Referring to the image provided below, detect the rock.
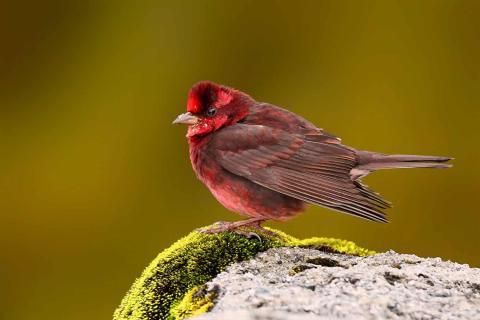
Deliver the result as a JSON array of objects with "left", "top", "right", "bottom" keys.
[
  {"left": 113, "top": 227, "right": 373, "bottom": 320},
  {"left": 114, "top": 226, "right": 479, "bottom": 320},
  {"left": 193, "top": 248, "right": 480, "bottom": 320}
]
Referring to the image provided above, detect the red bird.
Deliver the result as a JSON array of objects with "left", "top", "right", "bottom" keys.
[{"left": 173, "top": 81, "right": 451, "bottom": 234}]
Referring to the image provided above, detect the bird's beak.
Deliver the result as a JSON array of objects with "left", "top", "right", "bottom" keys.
[{"left": 172, "top": 112, "right": 199, "bottom": 125}]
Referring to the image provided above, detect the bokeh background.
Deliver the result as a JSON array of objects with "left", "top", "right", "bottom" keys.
[{"left": 1, "top": 0, "right": 479, "bottom": 319}]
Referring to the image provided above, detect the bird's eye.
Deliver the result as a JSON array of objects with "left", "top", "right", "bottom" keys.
[{"left": 206, "top": 107, "right": 217, "bottom": 117}]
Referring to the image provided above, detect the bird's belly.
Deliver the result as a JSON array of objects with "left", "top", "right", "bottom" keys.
[{"left": 203, "top": 169, "right": 306, "bottom": 221}]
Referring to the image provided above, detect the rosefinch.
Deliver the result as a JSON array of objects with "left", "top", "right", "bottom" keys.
[{"left": 173, "top": 81, "right": 451, "bottom": 234}]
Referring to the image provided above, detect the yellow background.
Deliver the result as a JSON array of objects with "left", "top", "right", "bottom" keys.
[{"left": 1, "top": 1, "right": 479, "bottom": 319}]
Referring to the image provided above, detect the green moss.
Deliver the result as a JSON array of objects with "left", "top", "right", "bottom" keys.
[
  {"left": 296, "top": 236, "right": 375, "bottom": 256},
  {"left": 169, "top": 285, "right": 218, "bottom": 319},
  {"left": 113, "top": 226, "right": 374, "bottom": 320}
]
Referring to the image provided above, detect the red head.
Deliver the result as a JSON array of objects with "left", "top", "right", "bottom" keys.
[{"left": 173, "top": 81, "right": 251, "bottom": 138}]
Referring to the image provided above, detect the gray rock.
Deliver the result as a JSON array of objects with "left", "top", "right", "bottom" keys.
[{"left": 194, "top": 248, "right": 480, "bottom": 320}]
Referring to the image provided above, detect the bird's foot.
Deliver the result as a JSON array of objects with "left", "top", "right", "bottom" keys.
[
  {"left": 196, "top": 218, "right": 277, "bottom": 240},
  {"left": 248, "top": 225, "right": 279, "bottom": 238},
  {"left": 195, "top": 221, "right": 234, "bottom": 234},
  {"left": 196, "top": 222, "right": 261, "bottom": 240}
]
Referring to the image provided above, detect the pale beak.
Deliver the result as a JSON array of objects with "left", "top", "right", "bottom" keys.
[{"left": 172, "top": 112, "right": 199, "bottom": 125}]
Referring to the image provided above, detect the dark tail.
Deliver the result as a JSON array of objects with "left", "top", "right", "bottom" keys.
[{"left": 351, "top": 151, "right": 452, "bottom": 180}]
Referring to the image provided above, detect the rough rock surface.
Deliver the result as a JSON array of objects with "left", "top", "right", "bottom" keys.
[{"left": 194, "top": 248, "right": 480, "bottom": 320}]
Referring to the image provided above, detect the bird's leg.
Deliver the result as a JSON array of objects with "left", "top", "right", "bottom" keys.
[
  {"left": 196, "top": 217, "right": 278, "bottom": 239},
  {"left": 197, "top": 218, "right": 265, "bottom": 233}
]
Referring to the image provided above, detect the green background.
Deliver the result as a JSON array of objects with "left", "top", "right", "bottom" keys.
[{"left": 1, "top": 1, "right": 479, "bottom": 319}]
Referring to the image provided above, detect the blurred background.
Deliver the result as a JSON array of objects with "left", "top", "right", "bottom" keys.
[{"left": 1, "top": 0, "right": 479, "bottom": 319}]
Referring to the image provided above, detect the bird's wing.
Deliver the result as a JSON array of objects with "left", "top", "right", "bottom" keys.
[
  {"left": 210, "top": 124, "right": 389, "bottom": 222},
  {"left": 245, "top": 103, "right": 342, "bottom": 144}
]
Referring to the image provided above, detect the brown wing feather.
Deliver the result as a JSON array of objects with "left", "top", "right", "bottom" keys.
[
  {"left": 246, "top": 103, "right": 342, "bottom": 144},
  {"left": 210, "top": 124, "right": 389, "bottom": 222}
]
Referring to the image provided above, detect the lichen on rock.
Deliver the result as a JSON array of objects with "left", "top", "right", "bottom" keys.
[{"left": 113, "top": 226, "right": 373, "bottom": 320}]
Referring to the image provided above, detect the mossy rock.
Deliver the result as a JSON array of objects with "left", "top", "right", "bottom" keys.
[{"left": 113, "top": 226, "right": 374, "bottom": 320}]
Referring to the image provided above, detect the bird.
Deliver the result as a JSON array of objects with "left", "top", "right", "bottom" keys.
[{"left": 173, "top": 81, "right": 451, "bottom": 234}]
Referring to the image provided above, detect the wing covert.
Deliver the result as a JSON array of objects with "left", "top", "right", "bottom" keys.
[{"left": 210, "top": 124, "right": 389, "bottom": 222}]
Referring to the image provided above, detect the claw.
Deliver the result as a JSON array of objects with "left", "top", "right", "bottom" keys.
[
  {"left": 195, "top": 227, "right": 210, "bottom": 234},
  {"left": 195, "top": 226, "right": 227, "bottom": 234},
  {"left": 195, "top": 218, "right": 278, "bottom": 241},
  {"left": 196, "top": 226, "right": 262, "bottom": 242},
  {"left": 233, "top": 229, "right": 262, "bottom": 242},
  {"left": 253, "top": 227, "right": 280, "bottom": 238}
]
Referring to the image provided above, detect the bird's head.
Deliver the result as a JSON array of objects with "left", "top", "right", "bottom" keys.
[{"left": 173, "top": 81, "right": 251, "bottom": 138}]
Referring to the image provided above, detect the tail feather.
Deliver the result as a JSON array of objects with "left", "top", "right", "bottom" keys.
[{"left": 351, "top": 151, "right": 452, "bottom": 180}]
